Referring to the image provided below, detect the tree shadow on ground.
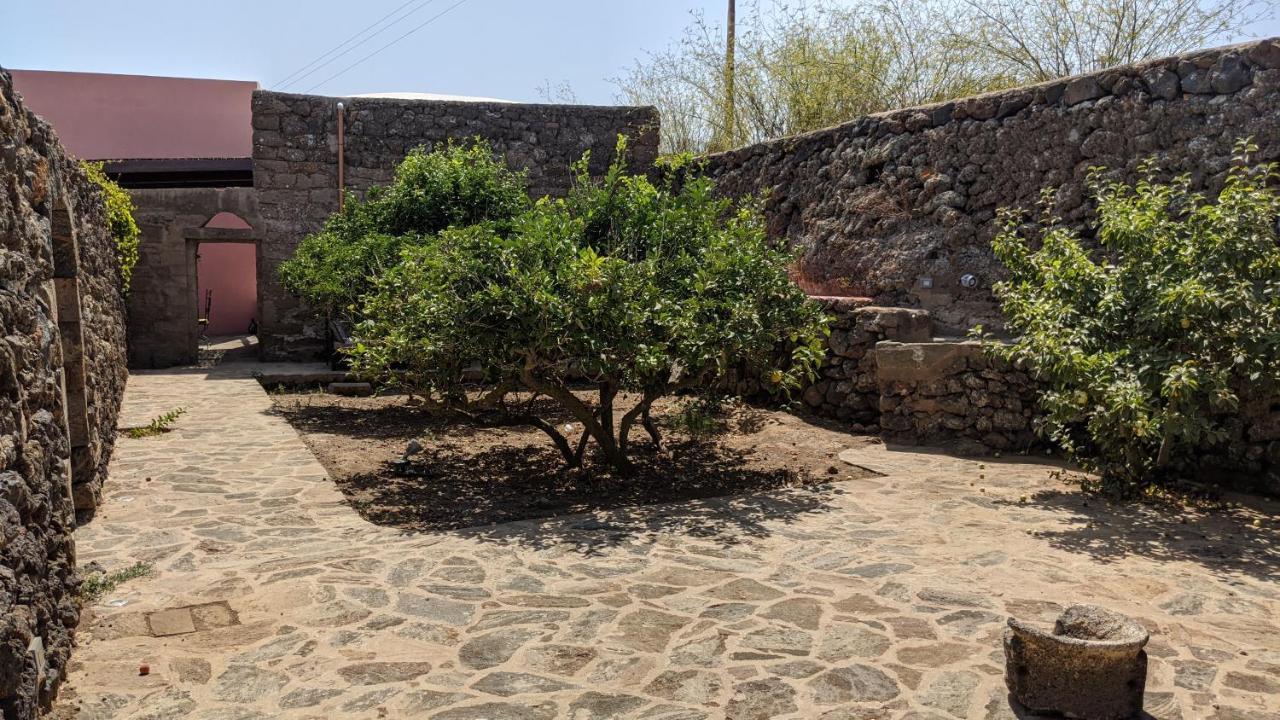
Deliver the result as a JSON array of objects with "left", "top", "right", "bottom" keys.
[
  {"left": 1010, "top": 484, "right": 1280, "bottom": 583},
  {"left": 269, "top": 393, "right": 576, "bottom": 442},
  {"left": 335, "top": 439, "right": 846, "bottom": 554}
]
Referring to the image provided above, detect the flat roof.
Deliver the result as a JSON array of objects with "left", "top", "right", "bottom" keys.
[{"left": 9, "top": 69, "right": 258, "bottom": 161}]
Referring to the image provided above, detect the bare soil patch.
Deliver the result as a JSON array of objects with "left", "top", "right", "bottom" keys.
[{"left": 271, "top": 390, "right": 880, "bottom": 531}]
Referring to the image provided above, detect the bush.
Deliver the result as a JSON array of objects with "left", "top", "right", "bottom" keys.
[
  {"left": 82, "top": 161, "right": 140, "bottom": 292},
  {"left": 350, "top": 140, "right": 829, "bottom": 471},
  {"left": 987, "top": 142, "right": 1280, "bottom": 495},
  {"left": 279, "top": 140, "right": 528, "bottom": 317}
]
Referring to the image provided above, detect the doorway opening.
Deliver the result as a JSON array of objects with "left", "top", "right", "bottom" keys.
[{"left": 195, "top": 240, "right": 259, "bottom": 363}]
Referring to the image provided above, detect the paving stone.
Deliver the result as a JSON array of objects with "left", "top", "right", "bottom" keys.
[
  {"left": 278, "top": 687, "right": 344, "bottom": 709},
  {"left": 473, "top": 610, "right": 571, "bottom": 631},
  {"left": 499, "top": 593, "right": 592, "bottom": 608},
  {"left": 916, "top": 588, "right": 994, "bottom": 609},
  {"left": 1223, "top": 671, "right": 1280, "bottom": 694},
  {"left": 770, "top": 659, "right": 825, "bottom": 678},
  {"left": 705, "top": 578, "right": 786, "bottom": 601},
  {"left": 471, "top": 671, "right": 573, "bottom": 697},
  {"left": 431, "top": 701, "right": 559, "bottom": 720},
  {"left": 1174, "top": 659, "right": 1218, "bottom": 691},
  {"left": 740, "top": 625, "right": 813, "bottom": 656},
  {"left": 212, "top": 665, "right": 289, "bottom": 703},
  {"left": 396, "top": 690, "right": 474, "bottom": 715},
  {"left": 816, "top": 622, "right": 891, "bottom": 661},
  {"left": 565, "top": 692, "right": 648, "bottom": 720},
  {"left": 395, "top": 593, "right": 475, "bottom": 625},
  {"left": 809, "top": 664, "right": 901, "bottom": 704},
  {"left": 919, "top": 670, "right": 979, "bottom": 717},
  {"left": 670, "top": 632, "right": 728, "bottom": 667},
  {"left": 699, "top": 603, "right": 757, "bottom": 622},
  {"left": 170, "top": 658, "right": 212, "bottom": 685},
  {"left": 340, "top": 687, "right": 402, "bottom": 712},
  {"left": 832, "top": 593, "right": 898, "bottom": 615},
  {"left": 895, "top": 642, "right": 976, "bottom": 668},
  {"left": 148, "top": 608, "right": 198, "bottom": 636},
  {"left": 612, "top": 609, "right": 689, "bottom": 652},
  {"left": 846, "top": 562, "right": 913, "bottom": 578},
  {"left": 337, "top": 662, "right": 433, "bottom": 685},
  {"left": 935, "top": 610, "right": 1001, "bottom": 637},
  {"left": 761, "top": 597, "right": 824, "bottom": 629},
  {"left": 460, "top": 629, "right": 544, "bottom": 670},
  {"left": 725, "top": 678, "right": 798, "bottom": 720},
  {"left": 637, "top": 705, "right": 710, "bottom": 720},
  {"left": 522, "top": 644, "right": 597, "bottom": 676},
  {"left": 645, "top": 669, "right": 724, "bottom": 705}
]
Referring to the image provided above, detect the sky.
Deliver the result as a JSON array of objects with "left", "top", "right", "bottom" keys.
[{"left": 4, "top": 1, "right": 1279, "bottom": 105}]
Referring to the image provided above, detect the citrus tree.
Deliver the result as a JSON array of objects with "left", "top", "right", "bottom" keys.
[
  {"left": 279, "top": 140, "right": 528, "bottom": 318},
  {"left": 988, "top": 142, "right": 1280, "bottom": 494},
  {"left": 350, "top": 142, "right": 829, "bottom": 472}
]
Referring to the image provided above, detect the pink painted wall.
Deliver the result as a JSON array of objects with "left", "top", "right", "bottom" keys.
[
  {"left": 8, "top": 70, "right": 256, "bottom": 160},
  {"left": 197, "top": 243, "right": 257, "bottom": 336}
]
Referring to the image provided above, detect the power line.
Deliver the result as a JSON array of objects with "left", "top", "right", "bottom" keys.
[
  {"left": 303, "top": 0, "right": 476, "bottom": 94},
  {"left": 271, "top": 0, "right": 439, "bottom": 90}
]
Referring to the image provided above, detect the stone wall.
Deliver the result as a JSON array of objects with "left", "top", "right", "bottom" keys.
[
  {"left": 252, "top": 91, "right": 661, "bottom": 360},
  {"left": 702, "top": 38, "right": 1280, "bottom": 334},
  {"left": 876, "top": 341, "right": 1039, "bottom": 455},
  {"left": 126, "top": 188, "right": 259, "bottom": 368},
  {"left": 797, "top": 303, "right": 932, "bottom": 430},
  {"left": 1, "top": 69, "right": 128, "bottom": 718}
]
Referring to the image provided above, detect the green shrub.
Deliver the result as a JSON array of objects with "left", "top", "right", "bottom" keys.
[
  {"left": 351, "top": 139, "right": 829, "bottom": 471},
  {"left": 82, "top": 161, "right": 140, "bottom": 292},
  {"left": 987, "top": 141, "right": 1280, "bottom": 495},
  {"left": 279, "top": 140, "right": 528, "bottom": 317}
]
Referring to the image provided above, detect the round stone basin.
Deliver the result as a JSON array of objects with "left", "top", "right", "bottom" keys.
[{"left": 1004, "top": 604, "right": 1149, "bottom": 719}]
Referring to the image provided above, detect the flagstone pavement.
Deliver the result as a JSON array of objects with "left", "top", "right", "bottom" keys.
[{"left": 52, "top": 363, "right": 1280, "bottom": 719}]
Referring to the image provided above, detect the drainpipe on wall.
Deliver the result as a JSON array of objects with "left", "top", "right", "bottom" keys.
[{"left": 336, "top": 102, "right": 345, "bottom": 212}]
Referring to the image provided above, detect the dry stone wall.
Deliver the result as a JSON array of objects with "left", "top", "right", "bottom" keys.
[
  {"left": 797, "top": 302, "right": 932, "bottom": 430},
  {"left": 1, "top": 69, "right": 128, "bottom": 718},
  {"left": 252, "top": 92, "right": 660, "bottom": 360},
  {"left": 876, "top": 341, "right": 1039, "bottom": 455},
  {"left": 703, "top": 38, "right": 1280, "bottom": 335}
]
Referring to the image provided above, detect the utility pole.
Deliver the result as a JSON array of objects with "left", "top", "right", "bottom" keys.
[{"left": 723, "top": 0, "right": 736, "bottom": 150}]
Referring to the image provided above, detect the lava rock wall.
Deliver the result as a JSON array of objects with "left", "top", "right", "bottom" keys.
[
  {"left": 703, "top": 38, "right": 1280, "bottom": 335},
  {"left": 876, "top": 341, "right": 1039, "bottom": 455},
  {"left": 251, "top": 92, "right": 660, "bottom": 360},
  {"left": 1, "top": 69, "right": 128, "bottom": 717}
]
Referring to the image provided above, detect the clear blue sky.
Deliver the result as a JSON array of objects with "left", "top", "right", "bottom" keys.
[{"left": 4, "top": 1, "right": 1278, "bottom": 104}]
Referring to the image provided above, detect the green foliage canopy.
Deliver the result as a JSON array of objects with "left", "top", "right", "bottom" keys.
[
  {"left": 349, "top": 142, "right": 829, "bottom": 471},
  {"left": 988, "top": 143, "right": 1280, "bottom": 494},
  {"left": 278, "top": 141, "right": 528, "bottom": 317}
]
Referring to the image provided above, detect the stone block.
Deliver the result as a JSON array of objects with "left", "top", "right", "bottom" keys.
[
  {"left": 328, "top": 382, "right": 374, "bottom": 397},
  {"left": 148, "top": 608, "right": 197, "bottom": 637},
  {"left": 1005, "top": 605, "right": 1149, "bottom": 720}
]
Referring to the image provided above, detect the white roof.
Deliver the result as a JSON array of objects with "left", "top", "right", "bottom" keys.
[{"left": 351, "top": 91, "right": 514, "bottom": 103}]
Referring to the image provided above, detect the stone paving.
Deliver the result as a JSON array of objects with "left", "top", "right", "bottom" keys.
[{"left": 54, "top": 364, "right": 1280, "bottom": 719}]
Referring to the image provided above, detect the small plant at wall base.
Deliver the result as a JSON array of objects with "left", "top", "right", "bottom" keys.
[
  {"left": 78, "top": 561, "right": 153, "bottom": 603},
  {"left": 124, "top": 407, "right": 186, "bottom": 439},
  {"left": 278, "top": 140, "right": 529, "bottom": 319},
  {"left": 985, "top": 141, "right": 1280, "bottom": 496},
  {"left": 349, "top": 138, "right": 829, "bottom": 472},
  {"left": 82, "top": 161, "right": 140, "bottom": 292}
]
